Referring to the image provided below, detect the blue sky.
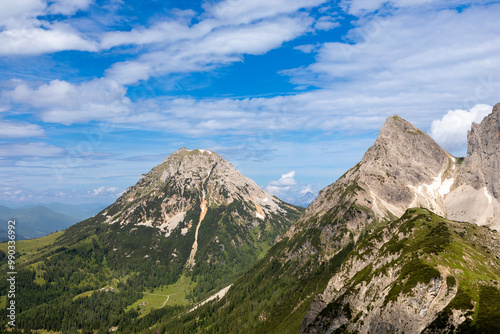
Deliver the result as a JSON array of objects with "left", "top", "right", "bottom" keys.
[{"left": 1, "top": 0, "right": 500, "bottom": 206}]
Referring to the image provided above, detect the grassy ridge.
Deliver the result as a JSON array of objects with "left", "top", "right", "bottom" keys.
[{"left": 303, "top": 208, "right": 500, "bottom": 332}]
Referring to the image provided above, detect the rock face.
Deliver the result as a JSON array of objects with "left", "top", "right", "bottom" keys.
[
  {"left": 295, "top": 105, "right": 500, "bottom": 251},
  {"left": 460, "top": 103, "right": 500, "bottom": 197},
  {"left": 359, "top": 115, "right": 454, "bottom": 217},
  {"left": 300, "top": 208, "right": 500, "bottom": 334},
  {"left": 151, "top": 105, "right": 500, "bottom": 333},
  {"left": 446, "top": 103, "right": 500, "bottom": 228},
  {"left": 103, "top": 147, "right": 289, "bottom": 235},
  {"left": 287, "top": 114, "right": 456, "bottom": 262}
]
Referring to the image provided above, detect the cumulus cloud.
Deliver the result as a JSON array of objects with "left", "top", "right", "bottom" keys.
[
  {"left": 47, "top": 0, "right": 94, "bottom": 16},
  {"left": 266, "top": 171, "right": 298, "bottom": 197},
  {"left": 285, "top": 4, "right": 500, "bottom": 126},
  {"left": 205, "top": 0, "right": 326, "bottom": 25},
  {"left": 279, "top": 171, "right": 297, "bottom": 185},
  {"left": 0, "top": 25, "right": 98, "bottom": 55},
  {"left": 341, "top": 0, "right": 451, "bottom": 16},
  {"left": 313, "top": 16, "right": 340, "bottom": 31},
  {"left": 98, "top": 0, "right": 329, "bottom": 85},
  {"left": 0, "top": 186, "right": 33, "bottom": 203},
  {"left": 0, "top": 0, "right": 98, "bottom": 55},
  {"left": 0, "top": 0, "right": 45, "bottom": 28},
  {"left": 266, "top": 171, "right": 318, "bottom": 204},
  {"left": 8, "top": 78, "right": 131, "bottom": 124},
  {"left": 3, "top": 0, "right": 500, "bottom": 140},
  {"left": 430, "top": 104, "right": 492, "bottom": 153}
]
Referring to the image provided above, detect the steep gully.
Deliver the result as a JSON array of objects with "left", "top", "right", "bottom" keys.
[{"left": 186, "top": 191, "right": 207, "bottom": 269}]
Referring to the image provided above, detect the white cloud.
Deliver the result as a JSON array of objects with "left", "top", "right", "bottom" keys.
[
  {"left": 269, "top": 171, "right": 297, "bottom": 187},
  {"left": 0, "top": 186, "right": 33, "bottom": 203},
  {"left": 430, "top": 104, "right": 492, "bottom": 152},
  {"left": 206, "top": 0, "right": 326, "bottom": 25},
  {"left": 0, "top": 120, "right": 45, "bottom": 138},
  {"left": 8, "top": 78, "right": 131, "bottom": 124},
  {"left": 0, "top": 0, "right": 327, "bottom": 58},
  {"left": 99, "top": 19, "right": 199, "bottom": 50},
  {"left": 1, "top": 0, "right": 329, "bottom": 127},
  {"left": 266, "top": 171, "right": 298, "bottom": 196},
  {"left": 0, "top": 0, "right": 98, "bottom": 55},
  {"left": 4, "top": 0, "right": 500, "bottom": 141},
  {"left": 91, "top": 186, "right": 120, "bottom": 196},
  {"left": 266, "top": 170, "right": 319, "bottom": 204},
  {"left": 98, "top": 0, "right": 326, "bottom": 85},
  {"left": 285, "top": 4, "right": 500, "bottom": 127},
  {"left": 0, "top": 0, "right": 45, "bottom": 28},
  {"left": 106, "top": 15, "right": 314, "bottom": 85},
  {"left": 314, "top": 16, "right": 340, "bottom": 31},
  {"left": 47, "top": 0, "right": 94, "bottom": 16},
  {"left": 0, "top": 142, "right": 64, "bottom": 157},
  {"left": 341, "top": 0, "right": 450, "bottom": 16},
  {"left": 0, "top": 25, "right": 98, "bottom": 55},
  {"left": 103, "top": 91, "right": 389, "bottom": 136}
]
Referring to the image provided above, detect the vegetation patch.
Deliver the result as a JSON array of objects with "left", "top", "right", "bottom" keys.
[{"left": 385, "top": 258, "right": 441, "bottom": 305}]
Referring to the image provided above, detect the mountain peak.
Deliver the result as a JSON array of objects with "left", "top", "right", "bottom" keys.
[
  {"left": 493, "top": 102, "right": 500, "bottom": 114},
  {"left": 377, "top": 114, "right": 424, "bottom": 139},
  {"left": 461, "top": 103, "right": 500, "bottom": 198},
  {"left": 172, "top": 147, "right": 214, "bottom": 155},
  {"left": 362, "top": 115, "right": 449, "bottom": 171},
  {"left": 103, "top": 147, "right": 290, "bottom": 232}
]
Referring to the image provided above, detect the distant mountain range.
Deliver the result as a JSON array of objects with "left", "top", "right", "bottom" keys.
[
  {"left": 0, "top": 203, "right": 107, "bottom": 241},
  {"left": 42, "top": 202, "right": 108, "bottom": 221},
  {"left": 291, "top": 191, "right": 318, "bottom": 208}
]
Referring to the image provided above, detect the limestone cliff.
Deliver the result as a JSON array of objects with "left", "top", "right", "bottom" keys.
[{"left": 446, "top": 103, "right": 500, "bottom": 227}]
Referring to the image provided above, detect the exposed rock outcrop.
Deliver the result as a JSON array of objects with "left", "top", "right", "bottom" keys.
[
  {"left": 103, "top": 147, "right": 292, "bottom": 233},
  {"left": 300, "top": 209, "right": 500, "bottom": 334},
  {"left": 446, "top": 103, "right": 500, "bottom": 228},
  {"left": 75, "top": 147, "right": 301, "bottom": 275},
  {"left": 460, "top": 103, "right": 500, "bottom": 197}
]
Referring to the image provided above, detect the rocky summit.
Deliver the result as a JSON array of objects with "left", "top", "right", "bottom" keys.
[
  {"left": 295, "top": 105, "right": 500, "bottom": 334},
  {"left": 74, "top": 147, "right": 301, "bottom": 277},
  {"left": 447, "top": 103, "right": 500, "bottom": 227},
  {"left": 102, "top": 147, "right": 293, "bottom": 239}
]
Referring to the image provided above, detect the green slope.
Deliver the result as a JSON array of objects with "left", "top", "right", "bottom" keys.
[
  {"left": 302, "top": 208, "right": 500, "bottom": 333},
  {"left": 143, "top": 208, "right": 500, "bottom": 334},
  {"left": 0, "top": 197, "right": 301, "bottom": 333}
]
